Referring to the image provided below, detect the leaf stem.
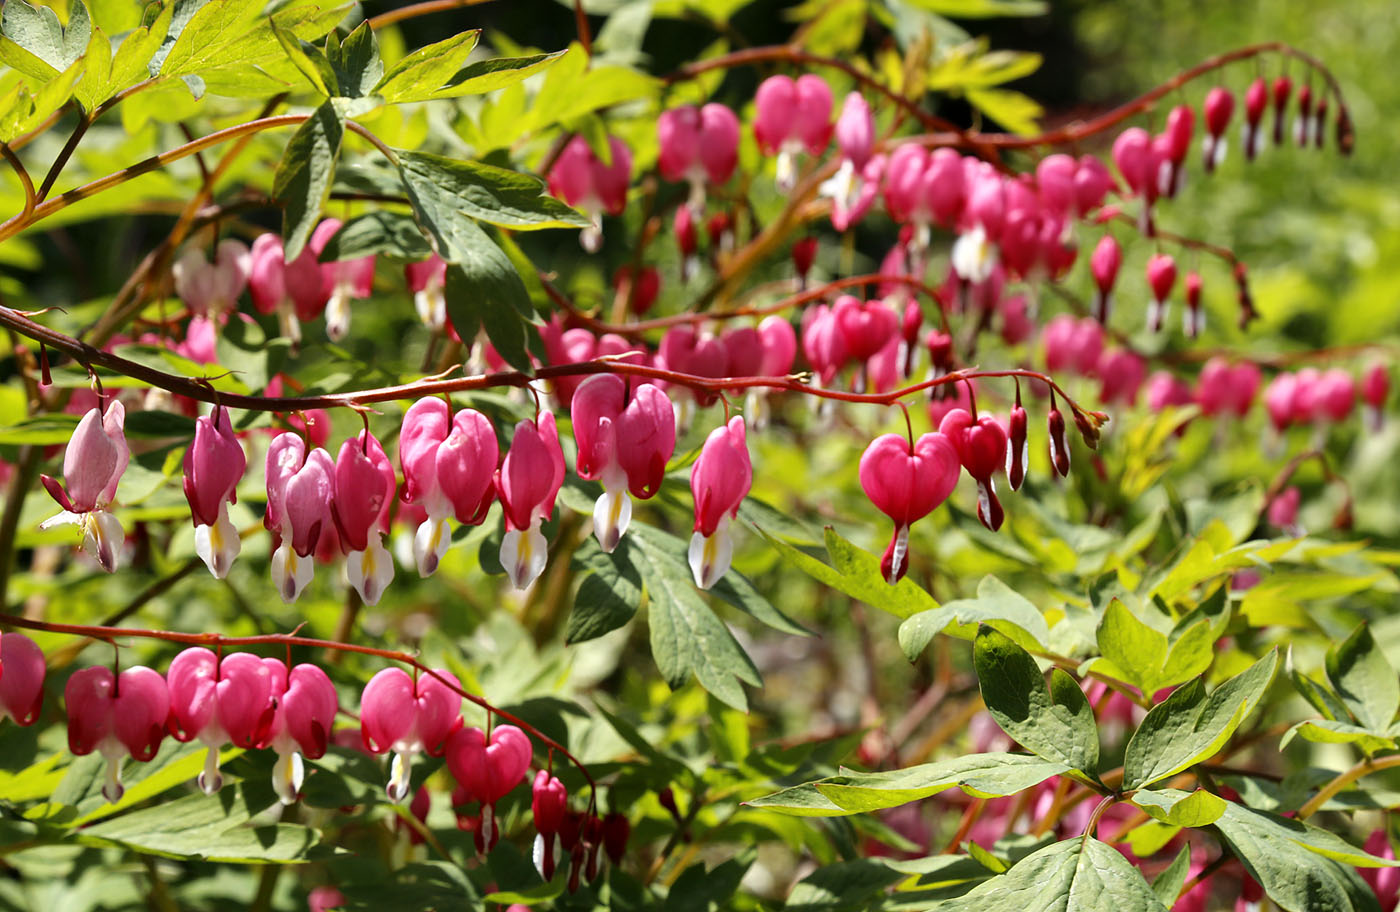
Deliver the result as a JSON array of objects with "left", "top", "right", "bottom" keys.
[{"left": 1297, "top": 753, "right": 1400, "bottom": 819}]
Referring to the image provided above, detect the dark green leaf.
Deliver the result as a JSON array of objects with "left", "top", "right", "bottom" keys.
[
  {"left": 325, "top": 20, "right": 382, "bottom": 98},
  {"left": 272, "top": 18, "right": 337, "bottom": 96},
  {"left": 273, "top": 100, "right": 345, "bottom": 261},
  {"left": 397, "top": 151, "right": 589, "bottom": 232},
  {"left": 1151, "top": 844, "right": 1192, "bottom": 909},
  {"left": 567, "top": 537, "right": 643, "bottom": 643},
  {"left": 318, "top": 210, "right": 432, "bottom": 262},
  {"left": 632, "top": 521, "right": 760, "bottom": 711},
  {"left": 1122, "top": 650, "right": 1278, "bottom": 790},
  {"left": 974, "top": 626, "right": 1100, "bottom": 776},
  {"left": 1209, "top": 793, "right": 1396, "bottom": 912}
]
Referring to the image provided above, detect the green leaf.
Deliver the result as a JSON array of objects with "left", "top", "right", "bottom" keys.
[
  {"left": 318, "top": 210, "right": 432, "bottom": 262},
  {"left": 156, "top": 0, "right": 259, "bottom": 77},
  {"left": 745, "top": 752, "right": 1068, "bottom": 817},
  {"left": 444, "top": 252, "right": 532, "bottom": 371},
  {"left": 899, "top": 574, "right": 1050, "bottom": 659},
  {"left": 784, "top": 858, "right": 905, "bottom": 909},
  {"left": 902, "top": 0, "right": 1047, "bottom": 16},
  {"left": 397, "top": 151, "right": 588, "bottom": 232},
  {"left": 434, "top": 51, "right": 566, "bottom": 97},
  {"left": 626, "top": 523, "right": 809, "bottom": 638},
  {"left": 1121, "top": 650, "right": 1278, "bottom": 790},
  {"left": 325, "top": 20, "right": 382, "bottom": 98},
  {"left": 632, "top": 522, "right": 760, "bottom": 711},
  {"left": 373, "top": 29, "right": 480, "bottom": 104},
  {"left": 73, "top": 22, "right": 112, "bottom": 110},
  {"left": 1282, "top": 719, "right": 1397, "bottom": 755},
  {"left": 973, "top": 626, "right": 1100, "bottom": 776},
  {"left": 756, "top": 524, "right": 939, "bottom": 620},
  {"left": 567, "top": 536, "right": 643, "bottom": 643},
  {"left": 79, "top": 786, "right": 323, "bottom": 863},
  {"left": 1151, "top": 844, "right": 1192, "bottom": 909},
  {"left": 272, "top": 18, "right": 336, "bottom": 96},
  {"left": 932, "top": 837, "right": 1168, "bottom": 912},
  {"left": 966, "top": 87, "right": 1042, "bottom": 135},
  {"left": 1129, "top": 788, "right": 1227, "bottom": 828},
  {"left": 1208, "top": 793, "right": 1398, "bottom": 912},
  {"left": 0, "top": 413, "right": 80, "bottom": 444},
  {"left": 273, "top": 99, "right": 345, "bottom": 261},
  {"left": 1326, "top": 622, "right": 1399, "bottom": 733},
  {"left": 1091, "top": 599, "right": 1214, "bottom": 697},
  {"left": 2, "top": 0, "right": 88, "bottom": 71},
  {"left": 106, "top": 3, "right": 172, "bottom": 95}
]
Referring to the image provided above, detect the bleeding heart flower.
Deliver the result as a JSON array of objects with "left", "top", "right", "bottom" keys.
[
  {"left": 1363, "top": 362, "right": 1390, "bottom": 431},
  {"left": 446, "top": 724, "right": 533, "bottom": 853},
  {"left": 65, "top": 665, "right": 170, "bottom": 802},
  {"left": 496, "top": 413, "right": 566, "bottom": 590},
  {"left": 361, "top": 667, "right": 463, "bottom": 802},
  {"left": 1203, "top": 87, "right": 1235, "bottom": 172},
  {"left": 1089, "top": 235, "right": 1122, "bottom": 324},
  {"left": 260, "top": 660, "right": 337, "bottom": 805},
  {"left": 572, "top": 375, "right": 676, "bottom": 552},
  {"left": 332, "top": 431, "right": 397, "bottom": 605},
  {"left": 0, "top": 632, "right": 45, "bottom": 726},
  {"left": 406, "top": 253, "right": 448, "bottom": 330},
  {"left": 399, "top": 399, "right": 500, "bottom": 578},
  {"left": 265, "top": 433, "right": 334, "bottom": 603},
  {"left": 183, "top": 407, "right": 246, "bottom": 579},
  {"left": 247, "top": 233, "right": 327, "bottom": 345},
  {"left": 531, "top": 770, "right": 568, "bottom": 879},
  {"left": 1243, "top": 76, "right": 1268, "bottom": 162},
  {"left": 689, "top": 416, "right": 752, "bottom": 589},
  {"left": 173, "top": 239, "right": 250, "bottom": 319},
  {"left": 940, "top": 406, "right": 1010, "bottom": 531},
  {"left": 754, "top": 74, "right": 833, "bottom": 191},
  {"left": 40, "top": 400, "right": 129, "bottom": 573},
  {"left": 166, "top": 648, "right": 275, "bottom": 793},
  {"left": 547, "top": 135, "right": 632, "bottom": 252},
  {"left": 859, "top": 430, "right": 960, "bottom": 583},
  {"left": 1145, "top": 253, "right": 1178, "bottom": 333},
  {"left": 658, "top": 102, "right": 740, "bottom": 211}
]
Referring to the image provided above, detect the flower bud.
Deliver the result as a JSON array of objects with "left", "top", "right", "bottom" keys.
[
  {"left": 1243, "top": 77, "right": 1268, "bottom": 161},
  {"left": 1047, "top": 406, "right": 1071, "bottom": 477},
  {"left": 792, "top": 237, "right": 817, "bottom": 286},
  {"left": 1271, "top": 75, "right": 1292, "bottom": 146},
  {"left": 183, "top": 408, "right": 246, "bottom": 579},
  {"left": 1202, "top": 87, "right": 1234, "bottom": 172},
  {"left": 1006, "top": 398, "right": 1028, "bottom": 492},
  {"left": 1089, "top": 235, "right": 1122, "bottom": 324},
  {"left": 1146, "top": 253, "right": 1177, "bottom": 333}
]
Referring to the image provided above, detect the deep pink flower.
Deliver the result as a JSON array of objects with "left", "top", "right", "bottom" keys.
[
  {"left": 1243, "top": 76, "right": 1268, "bottom": 161},
  {"left": 1203, "top": 87, "right": 1235, "bottom": 171},
  {"left": 406, "top": 253, "right": 449, "bottom": 329},
  {"left": 658, "top": 103, "right": 740, "bottom": 210},
  {"left": 65, "top": 665, "right": 169, "bottom": 802},
  {"left": 260, "top": 659, "right": 337, "bottom": 804},
  {"left": 1097, "top": 348, "right": 1147, "bottom": 406},
  {"left": 183, "top": 408, "right": 246, "bottom": 579},
  {"left": 167, "top": 648, "right": 274, "bottom": 793},
  {"left": 1268, "top": 486, "right": 1302, "bottom": 532},
  {"left": 754, "top": 74, "right": 833, "bottom": 190},
  {"left": 314, "top": 219, "right": 375, "bottom": 341},
  {"left": 532, "top": 769, "right": 568, "bottom": 879},
  {"left": 1364, "top": 362, "right": 1390, "bottom": 430},
  {"left": 1146, "top": 370, "right": 1194, "bottom": 412},
  {"left": 0, "top": 632, "right": 45, "bottom": 726},
  {"left": 399, "top": 399, "right": 499, "bottom": 577},
  {"left": 547, "top": 135, "right": 633, "bottom": 251},
  {"left": 40, "top": 401, "right": 129, "bottom": 572},
  {"left": 801, "top": 304, "right": 849, "bottom": 385},
  {"left": 572, "top": 376, "right": 676, "bottom": 550},
  {"left": 446, "top": 725, "right": 533, "bottom": 852},
  {"left": 1090, "top": 235, "right": 1122, "bottom": 323},
  {"left": 247, "top": 233, "right": 327, "bottom": 344},
  {"left": 859, "top": 431, "right": 960, "bottom": 583},
  {"left": 496, "top": 413, "right": 566, "bottom": 589},
  {"left": 332, "top": 431, "right": 398, "bottom": 605},
  {"left": 1073, "top": 155, "right": 1115, "bottom": 216},
  {"left": 833, "top": 295, "right": 899, "bottom": 363},
  {"left": 1361, "top": 829, "right": 1399, "bottom": 912},
  {"left": 308, "top": 886, "right": 347, "bottom": 912},
  {"left": 689, "top": 416, "right": 752, "bottom": 588},
  {"left": 1146, "top": 253, "right": 1178, "bottom": 333},
  {"left": 940, "top": 407, "right": 1010, "bottom": 531},
  {"left": 361, "top": 667, "right": 463, "bottom": 801}
]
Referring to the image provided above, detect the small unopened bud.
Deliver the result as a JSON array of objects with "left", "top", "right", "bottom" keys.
[
  {"left": 1184, "top": 271, "right": 1204, "bottom": 338},
  {"left": 792, "top": 237, "right": 817, "bottom": 288},
  {"left": 1271, "top": 75, "right": 1292, "bottom": 146},
  {"left": 925, "top": 330, "right": 954, "bottom": 375},
  {"left": 658, "top": 786, "right": 680, "bottom": 819},
  {"left": 1336, "top": 105, "right": 1355, "bottom": 156},
  {"left": 1047, "top": 407, "right": 1071, "bottom": 477},
  {"left": 1006, "top": 399, "right": 1028, "bottom": 492},
  {"left": 1234, "top": 263, "right": 1257, "bottom": 328},
  {"left": 1294, "top": 84, "right": 1314, "bottom": 147},
  {"left": 1314, "top": 94, "right": 1329, "bottom": 149}
]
